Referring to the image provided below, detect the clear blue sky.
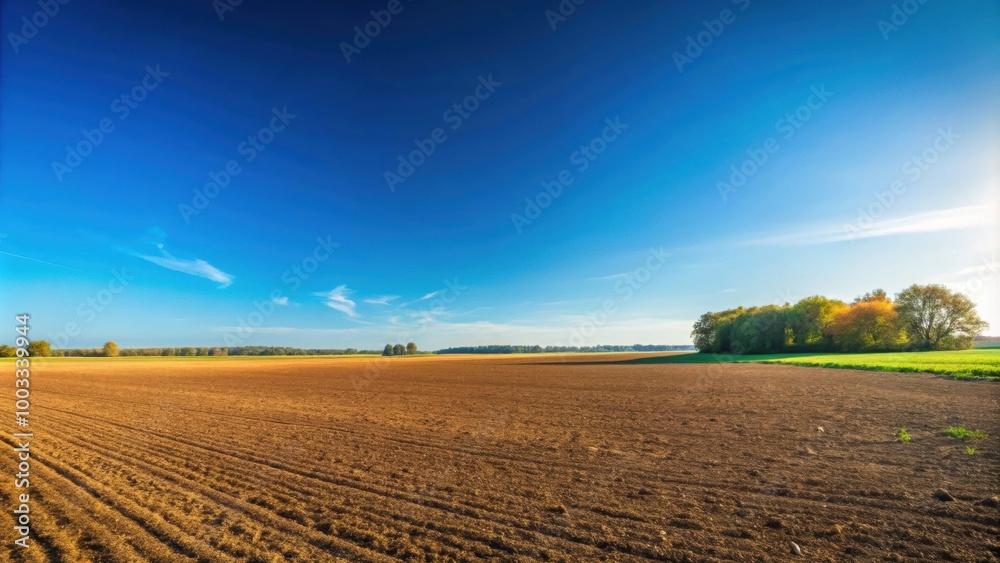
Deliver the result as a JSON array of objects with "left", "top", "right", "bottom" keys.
[{"left": 1, "top": 0, "right": 997, "bottom": 349}]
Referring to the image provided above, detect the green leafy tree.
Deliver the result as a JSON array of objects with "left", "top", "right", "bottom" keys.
[
  {"left": 382, "top": 344, "right": 394, "bottom": 356},
  {"left": 691, "top": 308, "right": 744, "bottom": 353},
  {"left": 103, "top": 341, "right": 120, "bottom": 357},
  {"left": 392, "top": 343, "right": 405, "bottom": 356},
  {"left": 895, "top": 284, "right": 988, "bottom": 350},
  {"left": 787, "top": 296, "right": 846, "bottom": 345},
  {"left": 853, "top": 288, "right": 888, "bottom": 304},
  {"left": 406, "top": 342, "right": 418, "bottom": 355},
  {"left": 0, "top": 345, "right": 14, "bottom": 358},
  {"left": 730, "top": 305, "right": 788, "bottom": 354},
  {"left": 27, "top": 340, "right": 53, "bottom": 357}
]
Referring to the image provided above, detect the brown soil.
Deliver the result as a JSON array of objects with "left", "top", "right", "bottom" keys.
[{"left": 2, "top": 354, "right": 998, "bottom": 561}]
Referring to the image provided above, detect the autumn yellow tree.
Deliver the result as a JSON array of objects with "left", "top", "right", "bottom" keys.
[
  {"left": 831, "top": 299, "right": 906, "bottom": 352},
  {"left": 103, "top": 341, "right": 120, "bottom": 357}
]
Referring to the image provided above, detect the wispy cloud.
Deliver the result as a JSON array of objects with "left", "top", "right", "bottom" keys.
[
  {"left": 272, "top": 296, "right": 289, "bottom": 306},
  {"left": 932, "top": 253, "right": 999, "bottom": 284},
  {"left": 315, "top": 285, "right": 357, "bottom": 317},
  {"left": 741, "top": 205, "right": 992, "bottom": 247},
  {"left": 398, "top": 290, "right": 445, "bottom": 307},
  {"left": 588, "top": 273, "right": 629, "bottom": 281},
  {"left": 363, "top": 295, "right": 399, "bottom": 305},
  {"left": 138, "top": 246, "right": 234, "bottom": 287},
  {"left": 212, "top": 326, "right": 359, "bottom": 334}
]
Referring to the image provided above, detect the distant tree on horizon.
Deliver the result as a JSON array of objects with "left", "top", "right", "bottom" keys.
[
  {"left": 27, "top": 340, "right": 53, "bottom": 357},
  {"left": 392, "top": 344, "right": 405, "bottom": 356},
  {"left": 383, "top": 344, "right": 394, "bottom": 356},
  {"left": 406, "top": 342, "right": 418, "bottom": 355},
  {"left": 103, "top": 341, "right": 120, "bottom": 357}
]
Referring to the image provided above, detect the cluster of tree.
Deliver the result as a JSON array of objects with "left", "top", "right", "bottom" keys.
[
  {"left": 437, "top": 344, "right": 694, "bottom": 354},
  {"left": 0, "top": 343, "right": 381, "bottom": 358},
  {"left": 0, "top": 341, "right": 53, "bottom": 357},
  {"left": 383, "top": 343, "right": 418, "bottom": 356},
  {"left": 692, "top": 284, "right": 988, "bottom": 354}
]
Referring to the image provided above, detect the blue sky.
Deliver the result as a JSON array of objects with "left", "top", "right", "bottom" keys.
[{"left": 1, "top": 0, "right": 997, "bottom": 349}]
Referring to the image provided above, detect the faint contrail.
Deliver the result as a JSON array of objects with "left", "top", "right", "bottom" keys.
[{"left": 0, "top": 250, "right": 88, "bottom": 273}]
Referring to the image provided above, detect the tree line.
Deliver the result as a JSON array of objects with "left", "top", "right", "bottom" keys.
[
  {"left": 383, "top": 343, "right": 419, "bottom": 356},
  {"left": 0, "top": 343, "right": 382, "bottom": 358},
  {"left": 437, "top": 344, "right": 694, "bottom": 354},
  {"left": 692, "top": 284, "right": 988, "bottom": 355}
]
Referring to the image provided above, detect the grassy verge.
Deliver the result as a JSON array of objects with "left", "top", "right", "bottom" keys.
[{"left": 630, "top": 349, "right": 1000, "bottom": 381}]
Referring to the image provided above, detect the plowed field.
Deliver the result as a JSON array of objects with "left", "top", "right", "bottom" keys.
[{"left": 2, "top": 354, "right": 998, "bottom": 561}]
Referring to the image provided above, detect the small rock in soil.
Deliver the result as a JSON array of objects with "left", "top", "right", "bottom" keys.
[
  {"left": 933, "top": 489, "right": 955, "bottom": 502},
  {"left": 790, "top": 542, "right": 803, "bottom": 555}
]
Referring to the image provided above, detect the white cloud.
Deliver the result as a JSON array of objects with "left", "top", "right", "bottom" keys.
[
  {"left": 741, "top": 205, "right": 992, "bottom": 247},
  {"left": 398, "top": 290, "right": 445, "bottom": 307},
  {"left": 314, "top": 285, "right": 357, "bottom": 317},
  {"left": 363, "top": 295, "right": 399, "bottom": 305},
  {"left": 272, "top": 296, "right": 289, "bottom": 306},
  {"left": 139, "top": 251, "right": 234, "bottom": 287}
]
